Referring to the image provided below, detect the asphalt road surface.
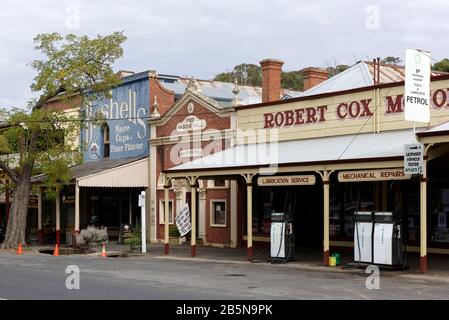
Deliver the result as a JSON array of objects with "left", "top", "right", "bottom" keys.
[{"left": 0, "top": 251, "right": 448, "bottom": 300}]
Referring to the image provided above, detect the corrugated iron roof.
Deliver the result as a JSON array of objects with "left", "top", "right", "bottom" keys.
[
  {"left": 158, "top": 75, "right": 300, "bottom": 106},
  {"left": 298, "top": 61, "right": 448, "bottom": 98}
]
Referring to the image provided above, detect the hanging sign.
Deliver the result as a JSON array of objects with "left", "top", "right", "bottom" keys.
[
  {"left": 257, "top": 175, "right": 316, "bottom": 186},
  {"left": 338, "top": 169, "right": 411, "bottom": 182},
  {"left": 404, "top": 143, "right": 423, "bottom": 175},
  {"left": 404, "top": 48, "right": 431, "bottom": 123},
  {"left": 176, "top": 203, "right": 192, "bottom": 236}
]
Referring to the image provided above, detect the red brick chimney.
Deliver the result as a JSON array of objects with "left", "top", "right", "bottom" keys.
[
  {"left": 300, "top": 67, "right": 328, "bottom": 91},
  {"left": 260, "top": 58, "right": 284, "bottom": 103}
]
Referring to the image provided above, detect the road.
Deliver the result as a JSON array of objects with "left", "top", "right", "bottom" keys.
[{"left": 0, "top": 251, "right": 448, "bottom": 300}]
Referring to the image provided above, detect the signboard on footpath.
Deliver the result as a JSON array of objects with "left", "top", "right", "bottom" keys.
[
  {"left": 176, "top": 204, "right": 192, "bottom": 237},
  {"left": 404, "top": 143, "right": 424, "bottom": 175},
  {"left": 404, "top": 48, "right": 431, "bottom": 123},
  {"left": 257, "top": 175, "right": 316, "bottom": 186},
  {"left": 338, "top": 169, "right": 411, "bottom": 182}
]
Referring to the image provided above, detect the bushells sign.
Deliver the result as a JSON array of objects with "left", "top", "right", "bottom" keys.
[
  {"left": 81, "top": 74, "right": 150, "bottom": 161},
  {"left": 405, "top": 48, "right": 431, "bottom": 123}
]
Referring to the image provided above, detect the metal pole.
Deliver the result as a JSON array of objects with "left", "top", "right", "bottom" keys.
[
  {"left": 56, "top": 191, "right": 60, "bottom": 246},
  {"left": 323, "top": 171, "right": 330, "bottom": 266},
  {"left": 140, "top": 191, "right": 146, "bottom": 253},
  {"left": 191, "top": 185, "right": 197, "bottom": 257},
  {"left": 164, "top": 187, "right": 169, "bottom": 254}
]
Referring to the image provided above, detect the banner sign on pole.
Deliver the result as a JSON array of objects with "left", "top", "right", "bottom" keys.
[
  {"left": 176, "top": 203, "right": 192, "bottom": 237},
  {"left": 404, "top": 48, "right": 431, "bottom": 123},
  {"left": 404, "top": 143, "right": 423, "bottom": 175}
]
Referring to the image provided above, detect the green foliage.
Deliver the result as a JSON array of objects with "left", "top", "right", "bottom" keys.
[
  {"left": 124, "top": 230, "right": 141, "bottom": 246},
  {"left": 169, "top": 225, "right": 181, "bottom": 238},
  {"left": 432, "top": 58, "right": 449, "bottom": 72},
  {"left": 381, "top": 56, "right": 402, "bottom": 65},
  {"left": 31, "top": 32, "right": 127, "bottom": 100},
  {"left": 281, "top": 71, "right": 303, "bottom": 90},
  {"left": 327, "top": 64, "right": 350, "bottom": 77},
  {"left": 0, "top": 32, "right": 127, "bottom": 199},
  {"left": 213, "top": 63, "right": 304, "bottom": 90}
]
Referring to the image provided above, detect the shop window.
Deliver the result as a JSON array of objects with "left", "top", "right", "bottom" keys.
[
  {"left": 102, "top": 123, "right": 110, "bottom": 158},
  {"left": 430, "top": 188, "right": 449, "bottom": 243},
  {"left": 209, "top": 179, "right": 226, "bottom": 188},
  {"left": 214, "top": 179, "right": 226, "bottom": 187},
  {"left": 329, "top": 181, "right": 374, "bottom": 239},
  {"left": 159, "top": 200, "right": 174, "bottom": 224},
  {"left": 211, "top": 200, "right": 226, "bottom": 227}
]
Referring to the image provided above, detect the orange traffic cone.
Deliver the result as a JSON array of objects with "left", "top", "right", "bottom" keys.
[
  {"left": 16, "top": 242, "right": 23, "bottom": 255},
  {"left": 101, "top": 243, "right": 107, "bottom": 257},
  {"left": 53, "top": 244, "right": 59, "bottom": 257}
]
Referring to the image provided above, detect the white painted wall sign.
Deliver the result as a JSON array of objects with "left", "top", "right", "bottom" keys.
[{"left": 176, "top": 115, "right": 206, "bottom": 132}]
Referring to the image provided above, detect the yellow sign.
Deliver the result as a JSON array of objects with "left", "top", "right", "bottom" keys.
[
  {"left": 257, "top": 175, "right": 316, "bottom": 186},
  {"left": 338, "top": 169, "right": 411, "bottom": 182}
]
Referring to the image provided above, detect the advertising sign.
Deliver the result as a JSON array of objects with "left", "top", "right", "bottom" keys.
[
  {"left": 176, "top": 203, "right": 192, "bottom": 237},
  {"left": 404, "top": 143, "right": 423, "bottom": 174},
  {"left": 81, "top": 77, "right": 150, "bottom": 162},
  {"left": 404, "top": 48, "right": 431, "bottom": 123}
]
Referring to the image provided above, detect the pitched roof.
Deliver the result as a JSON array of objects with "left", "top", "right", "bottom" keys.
[
  {"left": 286, "top": 61, "right": 448, "bottom": 99},
  {"left": 157, "top": 75, "right": 299, "bottom": 106}
]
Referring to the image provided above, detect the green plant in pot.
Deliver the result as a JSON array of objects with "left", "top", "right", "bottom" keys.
[
  {"left": 124, "top": 230, "right": 141, "bottom": 252},
  {"left": 169, "top": 225, "right": 181, "bottom": 245}
]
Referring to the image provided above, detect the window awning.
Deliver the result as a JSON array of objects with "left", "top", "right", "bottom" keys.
[{"left": 167, "top": 129, "right": 415, "bottom": 173}]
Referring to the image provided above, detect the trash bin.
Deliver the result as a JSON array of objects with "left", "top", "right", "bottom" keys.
[{"left": 332, "top": 253, "right": 341, "bottom": 266}]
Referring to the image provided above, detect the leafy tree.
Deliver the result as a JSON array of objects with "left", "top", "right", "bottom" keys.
[
  {"left": 381, "top": 56, "right": 401, "bottom": 65},
  {"left": 0, "top": 32, "right": 126, "bottom": 248},
  {"left": 326, "top": 64, "right": 350, "bottom": 77},
  {"left": 214, "top": 63, "right": 262, "bottom": 87},
  {"left": 432, "top": 58, "right": 449, "bottom": 72},
  {"left": 213, "top": 63, "right": 304, "bottom": 90}
]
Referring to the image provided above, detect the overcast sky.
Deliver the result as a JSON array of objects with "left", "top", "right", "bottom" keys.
[{"left": 1, "top": 0, "right": 448, "bottom": 108}]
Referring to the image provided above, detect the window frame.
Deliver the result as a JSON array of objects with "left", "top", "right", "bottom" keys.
[
  {"left": 159, "top": 199, "right": 174, "bottom": 225},
  {"left": 210, "top": 199, "right": 227, "bottom": 227}
]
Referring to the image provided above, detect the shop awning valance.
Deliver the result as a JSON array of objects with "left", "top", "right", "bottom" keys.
[
  {"left": 77, "top": 157, "right": 148, "bottom": 187},
  {"left": 167, "top": 129, "right": 415, "bottom": 172},
  {"left": 32, "top": 156, "right": 148, "bottom": 188}
]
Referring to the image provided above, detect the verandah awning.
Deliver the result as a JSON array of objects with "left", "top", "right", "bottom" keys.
[
  {"left": 77, "top": 157, "right": 148, "bottom": 187},
  {"left": 31, "top": 156, "right": 148, "bottom": 188},
  {"left": 167, "top": 129, "right": 416, "bottom": 173}
]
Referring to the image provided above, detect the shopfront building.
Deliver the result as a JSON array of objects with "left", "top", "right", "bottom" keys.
[{"left": 163, "top": 60, "right": 449, "bottom": 273}]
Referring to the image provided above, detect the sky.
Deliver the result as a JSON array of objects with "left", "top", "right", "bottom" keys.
[{"left": 1, "top": 0, "right": 449, "bottom": 108}]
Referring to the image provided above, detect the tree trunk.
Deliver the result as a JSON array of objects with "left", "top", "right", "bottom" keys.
[{"left": 1, "top": 164, "right": 33, "bottom": 249}]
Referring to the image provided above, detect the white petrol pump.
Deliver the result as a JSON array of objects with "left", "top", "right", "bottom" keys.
[
  {"left": 353, "top": 211, "right": 405, "bottom": 269},
  {"left": 270, "top": 212, "right": 295, "bottom": 262}
]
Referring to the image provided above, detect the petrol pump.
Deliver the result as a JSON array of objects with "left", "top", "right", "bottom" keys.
[
  {"left": 353, "top": 211, "right": 405, "bottom": 270},
  {"left": 270, "top": 212, "right": 295, "bottom": 262}
]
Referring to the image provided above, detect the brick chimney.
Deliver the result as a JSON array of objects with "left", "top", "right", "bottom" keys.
[
  {"left": 300, "top": 67, "right": 328, "bottom": 91},
  {"left": 260, "top": 58, "right": 284, "bottom": 103}
]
